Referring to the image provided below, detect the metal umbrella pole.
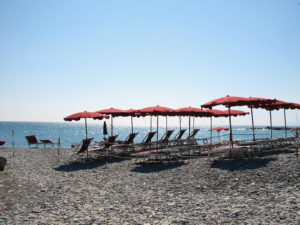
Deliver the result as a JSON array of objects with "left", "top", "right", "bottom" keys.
[
  {"left": 131, "top": 116, "right": 134, "bottom": 134},
  {"left": 210, "top": 117, "right": 213, "bottom": 144},
  {"left": 179, "top": 116, "right": 181, "bottom": 131},
  {"left": 188, "top": 116, "right": 191, "bottom": 137},
  {"left": 250, "top": 107, "right": 256, "bottom": 141},
  {"left": 228, "top": 107, "right": 233, "bottom": 149},
  {"left": 269, "top": 110, "right": 273, "bottom": 139},
  {"left": 111, "top": 116, "right": 113, "bottom": 136},
  {"left": 150, "top": 116, "right": 152, "bottom": 132},
  {"left": 166, "top": 115, "right": 168, "bottom": 132},
  {"left": 156, "top": 115, "right": 159, "bottom": 142},
  {"left": 84, "top": 118, "right": 88, "bottom": 139},
  {"left": 284, "top": 109, "right": 287, "bottom": 137},
  {"left": 84, "top": 118, "right": 89, "bottom": 157}
]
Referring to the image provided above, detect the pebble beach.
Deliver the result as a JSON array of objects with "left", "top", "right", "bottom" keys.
[{"left": 0, "top": 147, "right": 299, "bottom": 225}]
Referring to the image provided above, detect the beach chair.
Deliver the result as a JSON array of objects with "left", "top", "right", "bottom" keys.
[
  {"left": 75, "top": 138, "right": 94, "bottom": 154},
  {"left": 0, "top": 140, "right": 6, "bottom": 147},
  {"left": 25, "top": 135, "right": 43, "bottom": 148},
  {"left": 170, "top": 129, "right": 186, "bottom": 146},
  {"left": 40, "top": 138, "right": 61, "bottom": 148},
  {"left": 113, "top": 133, "right": 138, "bottom": 153},
  {"left": 156, "top": 130, "right": 175, "bottom": 148},
  {"left": 183, "top": 129, "right": 200, "bottom": 145},
  {"left": 135, "top": 131, "right": 157, "bottom": 151},
  {"left": 89, "top": 135, "right": 119, "bottom": 155},
  {"left": 119, "top": 133, "right": 138, "bottom": 145}
]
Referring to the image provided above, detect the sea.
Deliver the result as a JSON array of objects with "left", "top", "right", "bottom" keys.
[{"left": 0, "top": 121, "right": 295, "bottom": 148}]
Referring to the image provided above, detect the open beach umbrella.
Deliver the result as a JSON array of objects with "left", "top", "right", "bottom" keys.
[
  {"left": 202, "top": 95, "right": 275, "bottom": 143},
  {"left": 253, "top": 100, "right": 300, "bottom": 138},
  {"left": 138, "top": 106, "right": 173, "bottom": 142},
  {"left": 124, "top": 109, "right": 141, "bottom": 134},
  {"left": 207, "top": 109, "right": 249, "bottom": 144},
  {"left": 64, "top": 111, "right": 109, "bottom": 139},
  {"left": 96, "top": 108, "right": 133, "bottom": 136},
  {"left": 174, "top": 107, "right": 211, "bottom": 136},
  {"left": 209, "top": 127, "right": 229, "bottom": 142}
]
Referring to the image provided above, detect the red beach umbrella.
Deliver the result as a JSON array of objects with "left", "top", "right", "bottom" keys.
[
  {"left": 64, "top": 111, "right": 109, "bottom": 139},
  {"left": 96, "top": 108, "right": 134, "bottom": 136},
  {"left": 209, "top": 127, "right": 229, "bottom": 131},
  {"left": 138, "top": 106, "right": 174, "bottom": 142},
  {"left": 202, "top": 95, "right": 274, "bottom": 143},
  {"left": 209, "top": 127, "right": 229, "bottom": 141},
  {"left": 174, "top": 107, "right": 212, "bottom": 136},
  {"left": 206, "top": 109, "right": 248, "bottom": 144},
  {"left": 254, "top": 100, "right": 300, "bottom": 138}
]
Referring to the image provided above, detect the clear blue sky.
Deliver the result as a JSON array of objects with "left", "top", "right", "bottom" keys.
[{"left": 1, "top": 0, "right": 300, "bottom": 127}]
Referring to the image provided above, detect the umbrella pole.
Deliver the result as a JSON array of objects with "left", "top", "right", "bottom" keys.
[
  {"left": 157, "top": 115, "right": 159, "bottom": 142},
  {"left": 156, "top": 115, "right": 159, "bottom": 151},
  {"left": 166, "top": 115, "right": 168, "bottom": 132},
  {"left": 218, "top": 131, "right": 221, "bottom": 142},
  {"left": 188, "top": 116, "right": 191, "bottom": 136},
  {"left": 210, "top": 117, "right": 212, "bottom": 144},
  {"left": 228, "top": 107, "right": 233, "bottom": 149},
  {"left": 284, "top": 109, "right": 287, "bottom": 137},
  {"left": 250, "top": 107, "right": 256, "bottom": 141},
  {"left": 85, "top": 118, "right": 88, "bottom": 158},
  {"left": 179, "top": 116, "right": 181, "bottom": 131},
  {"left": 111, "top": 117, "right": 113, "bottom": 136},
  {"left": 131, "top": 116, "right": 133, "bottom": 134},
  {"left": 150, "top": 116, "right": 152, "bottom": 132},
  {"left": 85, "top": 118, "right": 88, "bottom": 139},
  {"left": 270, "top": 110, "right": 273, "bottom": 139}
]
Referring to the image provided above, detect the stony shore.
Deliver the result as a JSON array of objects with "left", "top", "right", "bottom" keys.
[{"left": 0, "top": 147, "right": 299, "bottom": 225}]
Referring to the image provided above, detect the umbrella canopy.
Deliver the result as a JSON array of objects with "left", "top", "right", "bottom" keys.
[
  {"left": 138, "top": 105, "right": 173, "bottom": 115},
  {"left": 64, "top": 111, "right": 109, "bottom": 121},
  {"left": 96, "top": 108, "right": 135, "bottom": 136},
  {"left": 64, "top": 111, "right": 109, "bottom": 153},
  {"left": 174, "top": 107, "right": 212, "bottom": 136},
  {"left": 253, "top": 100, "right": 300, "bottom": 138},
  {"left": 209, "top": 127, "right": 229, "bottom": 131},
  {"left": 202, "top": 95, "right": 274, "bottom": 143},
  {"left": 138, "top": 106, "right": 174, "bottom": 142},
  {"left": 209, "top": 127, "right": 229, "bottom": 141}
]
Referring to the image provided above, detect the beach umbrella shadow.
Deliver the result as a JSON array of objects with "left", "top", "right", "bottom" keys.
[
  {"left": 210, "top": 157, "right": 277, "bottom": 171},
  {"left": 131, "top": 160, "right": 188, "bottom": 173},
  {"left": 54, "top": 159, "right": 107, "bottom": 172}
]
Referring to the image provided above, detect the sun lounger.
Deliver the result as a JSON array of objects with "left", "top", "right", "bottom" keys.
[
  {"left": 89, "top": 135, "right": 119, "bottom": 155},
  {"left": 202, "top": 144, "right": 250, "bottom": 160},
  {"left": 113, "top": 133, "right": 138, "bottom": 153},
  {"left": 75, "top": 138, "right": 94, "bottom": 154},
  {"left": 135, "top": 131, "right": 157, "bottom": 151},
  {"left": 0, "top": 141, "right": 5, "bottom": 146},
  {"left": 172, "top": 129, "right": 187, "bottom": 145},
  {"left": 156, "top": 130, "right": 175, "bottom": 148},
  {"left": 181, "top": 129, "right": 200, "bottom": 145},
  {"left": 25, "top": 135, "right": 43, "bottom": 148}
]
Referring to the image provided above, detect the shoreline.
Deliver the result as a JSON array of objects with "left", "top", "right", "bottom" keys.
[{"left": 0, "top": 147, "right": 299, "bottom": 224}]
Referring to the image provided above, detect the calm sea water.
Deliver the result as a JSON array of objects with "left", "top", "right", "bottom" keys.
[{"left": 0, "top": 121, "right": 294, "bottom": 148}]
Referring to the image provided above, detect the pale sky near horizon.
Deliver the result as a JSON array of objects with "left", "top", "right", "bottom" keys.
[{"left": 1, "top": 0, "right": 300, "bottom": 127}]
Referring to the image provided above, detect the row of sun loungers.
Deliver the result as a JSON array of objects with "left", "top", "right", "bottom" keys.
[{"left": 24, "top": 131, "right": 299, "bottom": 163}]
